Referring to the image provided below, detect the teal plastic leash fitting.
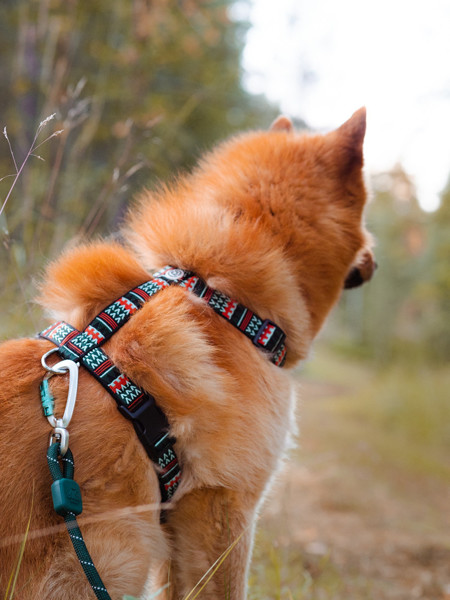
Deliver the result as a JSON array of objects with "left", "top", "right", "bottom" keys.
[{"left": 47, "top": 442, "right": 111, "bottom": 600}]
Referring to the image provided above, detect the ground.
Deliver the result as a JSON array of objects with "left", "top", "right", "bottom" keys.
[{"left": 249, "top": 350, "right": 450, "bottom": 600}]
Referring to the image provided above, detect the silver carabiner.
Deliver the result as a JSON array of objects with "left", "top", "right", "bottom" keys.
[
  {"left": 41, "top": 352, "right": 79, "bottom": 457},
  {"left": 44, "top": 359, "right": 79, "bottom": 429}
]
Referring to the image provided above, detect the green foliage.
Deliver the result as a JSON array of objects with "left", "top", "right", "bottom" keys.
[
  {"left": 302, "top": 347, "right": 450, "bottom": 476},
  {"left": 423, "top": 186, "right": 450, "bottom": 359},
  {"left": 0, "top": 0, "right": 275, "bottom": 339},
  {"left": 331, "top": 166, "right": 450, "bottom": 365}
]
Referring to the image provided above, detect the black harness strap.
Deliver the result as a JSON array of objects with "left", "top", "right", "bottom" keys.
[
  {"left": 39, "top": 266, "right": 287, "bottom": 505},
  {"left": 40, "top": 319, "right": 180, "bottom": 503},
  {"left": 158, "top": 267, "right": 287, "bottom": 366}
]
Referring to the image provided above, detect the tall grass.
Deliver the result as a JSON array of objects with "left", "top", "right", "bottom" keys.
[
  {"left": 249, "top": 525, "right": 377, "bottom": 600},
  {"left": 183, "top": 533, "right": 244, "bottom": 600},
  {"left": 1, "top": 114, "right": 65, "bottom": 337},
  {"left": 1, "top": 115, "right": 63, "bottom": 218},
  {"left": 3, "top": 486, "right": 34, "bottom": 600},
  {"left": 0, "top": 84, "right": 152, "bottom": 340}
]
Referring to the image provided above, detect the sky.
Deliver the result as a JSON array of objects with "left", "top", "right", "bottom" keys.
[{"left": 234, "top": 0, "right": 450, "bottom": 211}]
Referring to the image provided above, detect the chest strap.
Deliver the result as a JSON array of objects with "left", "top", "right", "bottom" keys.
[{"left": 39, "top": 266, "right": 287, "bottom": 503}]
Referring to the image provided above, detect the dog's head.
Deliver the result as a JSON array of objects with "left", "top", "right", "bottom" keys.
[
  {"left": 126, "top": 108, "right": 375, "bottom": 348},
  {"left": 208, "top": 107, "right": 376, "bottom": 336},
  {"left": 269, "top": 108, "right": 376, "bottom": 289},
  {"left": 270, "top": 108, "right": 375, "bottom": 333}
]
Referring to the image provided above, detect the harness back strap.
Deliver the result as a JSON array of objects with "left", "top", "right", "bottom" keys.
[{"left": 39, "top": 266, "right": 287, "bottom": 503}]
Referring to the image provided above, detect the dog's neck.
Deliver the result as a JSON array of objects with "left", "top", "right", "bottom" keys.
[{"left": 125, "top": 198, "right": 312, "bottom": 366}]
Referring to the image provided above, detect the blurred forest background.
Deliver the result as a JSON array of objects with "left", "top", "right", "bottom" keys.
[{"left": 0, "top": 1, "right": 449, "bottom": 598}]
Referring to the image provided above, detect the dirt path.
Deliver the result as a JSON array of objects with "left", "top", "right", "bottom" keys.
[{"left": 258, "top": 379, "right": 450, "bottom": 600}]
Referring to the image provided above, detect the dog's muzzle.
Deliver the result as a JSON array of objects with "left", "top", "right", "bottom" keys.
[{"left": 344, "top": 249, "right": 377, "bottom": 289}]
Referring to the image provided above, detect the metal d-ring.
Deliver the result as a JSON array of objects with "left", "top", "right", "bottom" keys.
[
  {"left": 49, "top": 427, "right": 70, "bottom": 456},
  {"left": 41, "top": 347, "right": 67, "bottom": 374}
]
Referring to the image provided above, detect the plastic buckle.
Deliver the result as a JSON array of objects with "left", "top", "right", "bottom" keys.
[
  {"left": 118, "top": 396, "right": 172, "bottom": 462},
  {"left": 253, "top": 319, "right": 286, "bottom": 354}
]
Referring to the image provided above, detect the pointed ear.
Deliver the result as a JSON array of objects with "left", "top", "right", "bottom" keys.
[
  {"left": 332, "top": 107, "right": 366, "bottom": 171},
  {"left": 270, "top": 115, "right": 294, "bottom": 133}
]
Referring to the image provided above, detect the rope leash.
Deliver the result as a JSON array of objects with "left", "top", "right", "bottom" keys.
[
  {"left": 47, "top": 442, "right": 111, "bottom": 600},
  {"left": 42, "top": 357, "right": 111, "bottom": 598}
]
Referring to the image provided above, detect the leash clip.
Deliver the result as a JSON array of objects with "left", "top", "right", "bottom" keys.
[{"left": 41, "top": 354, "right": 79, "bottom": 456}]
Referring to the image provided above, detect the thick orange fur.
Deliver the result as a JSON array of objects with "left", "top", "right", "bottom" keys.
[{"left": 0, "top": 109, "right": 374, "bottom": 599}]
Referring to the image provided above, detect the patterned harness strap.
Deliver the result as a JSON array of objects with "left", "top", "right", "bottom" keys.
[
  {"left": 39, "top": 266, "right": 287, "bottom": 505},
  {"left": 160, "top": 267, "right": 287, "bottom": 367}
]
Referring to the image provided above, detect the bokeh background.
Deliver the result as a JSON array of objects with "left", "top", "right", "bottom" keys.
[{"left": 1, "top": 1, "right": 449, "bottom": 599}]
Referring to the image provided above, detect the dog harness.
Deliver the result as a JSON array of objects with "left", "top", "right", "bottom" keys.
[{"left": 39, "top": 266, "right": 287, "bottom": 502}]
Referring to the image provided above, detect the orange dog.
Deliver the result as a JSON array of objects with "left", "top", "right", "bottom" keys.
[{"left": 0, "top": 109, "right": 375, "bottom": 599}]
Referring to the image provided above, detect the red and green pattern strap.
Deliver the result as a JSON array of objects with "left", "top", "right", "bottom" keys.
[
  {"left": 40, "top": 322, "right": 181, "bottom": 504},
  {"left": 40, "top": 273, "right": 175, "bottom": 362},
  {"left": 39, "top": 266, "right": 287, "bottom": 505},
  {"left": 157, "top": 267, "right": 287, "bottom": 366},
  {"left": 41, "top": 266, "right": 287, "bottom": 366}
]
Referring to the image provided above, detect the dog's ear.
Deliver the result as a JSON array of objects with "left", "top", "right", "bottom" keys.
[
  {"left": 322, "top": 107, "right": 367, "bottom": 213},
  {"left": 328, "top": 107, "right": 366, "bottom": 173},
  {"left": 270, "top": 115, "right": 294, "bottom": 133},
  {"left": 339, "top": 106, "right": 366, "bottom": 167}
]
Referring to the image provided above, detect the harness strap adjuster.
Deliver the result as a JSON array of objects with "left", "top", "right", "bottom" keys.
[
  {"left": 253, "top": 319, "right": 286, "bottom": 355},
  {"left": 118, "top": 398, "right": 181, "bottom": 501},
  {"left": 118, "top": 398, "right": 173, "bottom": 461}
]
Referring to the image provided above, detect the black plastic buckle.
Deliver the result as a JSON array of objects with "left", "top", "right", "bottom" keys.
[
  {"left": 118, "top": 396, "right": 173, "bottom": 462},
  {"left": 253, "top": 319, "right": 286, "bottom": 354}
]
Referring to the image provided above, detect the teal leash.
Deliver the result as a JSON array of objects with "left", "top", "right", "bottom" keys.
[
  {"left": 41, "top": 356, "right": 111, "bottom": 598},
  {"left": 47, "top": 442, "right": 111, "bottom": 600}
]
